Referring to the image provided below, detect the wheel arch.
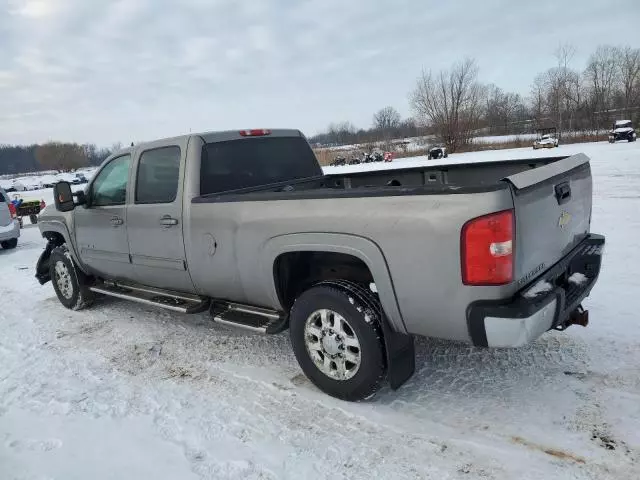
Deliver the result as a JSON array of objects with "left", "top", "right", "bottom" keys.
[
  {"left": 38, "top": 219, "right": 88, "bottom": 280},
  {"left": 262, "top": 233, "right": 407, "bottom": 333}
]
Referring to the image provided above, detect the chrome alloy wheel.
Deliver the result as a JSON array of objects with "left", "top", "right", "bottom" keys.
[{"left": 303, "top": 309, "right": 362, "bottom": 380}]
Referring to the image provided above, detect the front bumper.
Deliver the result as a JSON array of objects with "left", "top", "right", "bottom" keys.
[
  {"left": 0, "top": 220, "right": 20, "bottom": 241},
  {"left": 467, "top": 234, "right": 605, "bottom": 347}
]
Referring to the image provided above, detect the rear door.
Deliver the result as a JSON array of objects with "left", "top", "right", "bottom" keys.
[
  {"left": 126, "top": 138, "right": 193, "bottom": 292},
  {"left": 505, "top": 153, "right": 592, "bottom": 287}
]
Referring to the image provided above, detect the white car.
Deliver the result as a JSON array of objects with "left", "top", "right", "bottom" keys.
[
  {"left": 12, "top": 178, "right": 39, "bottom": 191},
  {"left": 0, "top": 187, "right": 20, "bottom": 249},
  {"left": 533, "top": 134, "right": 559, "bottom": 149}
]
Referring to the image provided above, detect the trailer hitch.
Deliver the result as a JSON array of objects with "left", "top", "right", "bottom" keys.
[{"left": 554, "top": 305, "right": 589, "bottom": 331}]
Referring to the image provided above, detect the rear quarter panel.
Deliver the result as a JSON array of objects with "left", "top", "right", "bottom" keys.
[{"left": 186, "top": 187, "right": 516, "bottom": 342}]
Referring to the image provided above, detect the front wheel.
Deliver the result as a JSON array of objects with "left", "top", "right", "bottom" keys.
[
  {"left": 49, "top": 246, "right": 94, "bottom": 310},
  {"left": 1, "top": 238, "right": 18, "bottom": 249},
  {"left": 289, "top": 282, "right": 386, "bottom": 401},
  {"left": 29, "top": 214, "right": 38, "bottom": 224}
]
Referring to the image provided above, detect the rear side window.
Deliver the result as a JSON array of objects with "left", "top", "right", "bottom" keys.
[
  {"left": 135, "top": 146, "right": 181, "bottom": 204},
  {"left": 200, "top": 137, "right": 321, "bottom": 195}
]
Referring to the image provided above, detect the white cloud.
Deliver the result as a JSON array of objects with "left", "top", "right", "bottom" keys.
[
  {"left": 8, "top": 0, "right": 54, "bottom": 18},
  {"left": 0, "top": 0, "right": 639, "bottom": 145}
]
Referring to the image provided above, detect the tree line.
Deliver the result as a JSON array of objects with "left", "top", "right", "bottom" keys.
[
  {"left": 0, "top": 142, "right": 118, "bottom": 176},
  {"left": 311, "top": 44, "right": 640, "bottom": 152}
]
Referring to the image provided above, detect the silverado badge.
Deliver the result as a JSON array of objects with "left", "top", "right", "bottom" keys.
[{"left": 558, "top": 211, "right": 572, "bottom": 228}]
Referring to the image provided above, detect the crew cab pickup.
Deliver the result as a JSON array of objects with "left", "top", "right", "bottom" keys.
[{"left": 36, "top": 129, "right": 605, "bottom": 401}]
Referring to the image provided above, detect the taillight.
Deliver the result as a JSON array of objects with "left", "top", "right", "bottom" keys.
[
  {"left": 40, "top": 199, "right": 46, "bottom": 210},
  {"left": 461, "top": 209, "right": 514, "bottom": 285},
  {"left": 239, "top": 129, "right": 271, "bottom": 137},
  {"left": 8, "top": 202, "right": 17, "bottom": 219}
]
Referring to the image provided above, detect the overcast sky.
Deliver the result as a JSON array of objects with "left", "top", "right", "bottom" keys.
[{"left": 1, "top": 0, "right": 639, "bottom": 146}]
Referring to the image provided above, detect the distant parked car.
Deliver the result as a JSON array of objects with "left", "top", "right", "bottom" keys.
[
  {"left": 38, "top": 175, "right": 59, "bottom": 189},
  {"left": 428, "top": 145, "right": 448, "bottom": 159},
  {"left": 74, "top": 173, "right": 88, "bottom": 184},
  {"left": 13, "top": 179, "right": 38, "bottom": 191},
  {"left": 609, "top": 120, "right": 636, "bottom": 143},
  {"left": 533, "top": 127, "right": 559, "bottom": 149}
]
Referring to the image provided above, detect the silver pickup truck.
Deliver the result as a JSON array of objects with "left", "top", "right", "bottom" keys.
[{"left": 36, "top": 129, "right": 605, "bottom": 401}]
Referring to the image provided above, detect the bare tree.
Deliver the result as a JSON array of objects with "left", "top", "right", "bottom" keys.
[
  {"left": 35, "top": 142, "right": 88, "bottom": 172},
  {"left": 410, "top": 58, "right": 485, "bottom": 152},
  {"left": 618, "top": 46, "right": 640, "bottom": 114},
  {"left": 530, "top": 73, "right": 548, "bottom": 122},
  {"left": 585, "top": 45, "right": 620, "bottom": 126},
  {"left": 554, "top": 43, "right": 577, "bottom": 132},
  {"left": 327, "top": 121, "right": 357, "bottom": 145},
  {"left": 485, "top": 84, "right": 527, "bottom": 134},
  {"left": 372, "top": 106, "right": 401, "bottom": 131}
]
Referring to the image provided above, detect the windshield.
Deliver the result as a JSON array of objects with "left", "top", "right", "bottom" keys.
[{"left": 615, "top": 122, "right": 632, "bottom": 129}]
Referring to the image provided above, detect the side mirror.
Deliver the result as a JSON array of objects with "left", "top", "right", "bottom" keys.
[
  {"left": 75, "top": 190, "right": 87, "bottom": 206},
  {"left": 53, "top": 181, "right": 75, "bottom": 212}
]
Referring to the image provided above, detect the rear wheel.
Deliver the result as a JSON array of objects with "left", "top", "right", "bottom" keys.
[
  {"left": 49, "top": 246, "right": 94, "bottom": 310},
  {"left": 1, "top": 238, "right": 18, "bottom": 249},
  {"left": 29, "top": 214, "right": 38, "bottom": 224},
  {"left": 289, "top": 281, "right": 386, "bottom": 401}
]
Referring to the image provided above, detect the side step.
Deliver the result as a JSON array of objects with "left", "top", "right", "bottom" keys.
[
  {"left": 90, "top": 281, "right": 209, "bottom": 314},
  {"left": 211, "top": 302, "right": 287, "bottom": 334}
]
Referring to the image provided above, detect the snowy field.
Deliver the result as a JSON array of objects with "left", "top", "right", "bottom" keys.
[{"left": 1, "top": 141, "right": 639, "bottom": 479}]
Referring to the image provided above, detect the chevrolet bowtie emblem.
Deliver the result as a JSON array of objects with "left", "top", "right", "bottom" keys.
[{"left": 558, "top": 211, "right": 572, "bottom": 228}]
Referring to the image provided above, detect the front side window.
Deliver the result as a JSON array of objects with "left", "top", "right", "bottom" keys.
[
  {"left": 91, "top": 154, "right": 131, "bottom": 206},
  {"left": 135, "top": 146, "right": 181, "bottom": 204}
]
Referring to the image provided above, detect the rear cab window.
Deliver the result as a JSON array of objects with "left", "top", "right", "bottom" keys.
[{"left": 200, "top": 136, "right": 321, "bottom": 195}]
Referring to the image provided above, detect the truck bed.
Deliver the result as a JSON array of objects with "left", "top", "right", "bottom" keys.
[{"left": 193, "top": 156, "right": 568, "bottom": 203}]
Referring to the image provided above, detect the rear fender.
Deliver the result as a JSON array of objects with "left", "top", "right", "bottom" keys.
[{"left": 261, "top": 232, "right": 407, "bottom": 334}]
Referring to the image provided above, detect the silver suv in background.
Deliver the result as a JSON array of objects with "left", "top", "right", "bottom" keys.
[{"left": 0, "top": 187, "right": 20, "bottom": 250}]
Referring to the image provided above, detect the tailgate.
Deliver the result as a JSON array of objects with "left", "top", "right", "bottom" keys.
[{"left": 505, "top": 153, "right": 592, "bottom": 287}]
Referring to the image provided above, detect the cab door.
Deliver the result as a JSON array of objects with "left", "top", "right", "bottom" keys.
[
  {"left": 74, "top": 154, "right": 133, "bottom": 280},
  {"left": 126, "top": 138, "right": 194, "bottom": 292}
]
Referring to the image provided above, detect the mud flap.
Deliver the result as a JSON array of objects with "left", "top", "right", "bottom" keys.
[
  {"left": 380, "top": 320, "right": 415, "bottom": 390},
  {"left": 35, "top": 241, "right": 54, "bottom": 285}
]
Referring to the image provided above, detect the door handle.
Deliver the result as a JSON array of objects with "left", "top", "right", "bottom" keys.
[
  {"left": 160, "top": 215, "right": 178, "bottom": 227},
  {"left": 110, "top": 216, "right": 124, "bottom": 226},
  {"left": 555, "top": 182, "right": 571, "bottom": 205}
]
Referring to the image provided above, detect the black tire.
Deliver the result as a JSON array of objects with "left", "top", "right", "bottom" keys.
[
  {"left": 289, "top": 281, "right": 386, "bottom": 401},
  {"left": 29, "top": 214, "right": 38, "bottom": 224},
  {"left": 49, "top": 246, "right": 94, "bottom": 310},
  {"left": 1, "top": 238, "right": 18, "bottom": 249}
]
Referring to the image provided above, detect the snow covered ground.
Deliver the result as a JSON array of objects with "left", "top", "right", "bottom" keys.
[{"left": 1, "top": 141, "right": 639, "bottom": 479}]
